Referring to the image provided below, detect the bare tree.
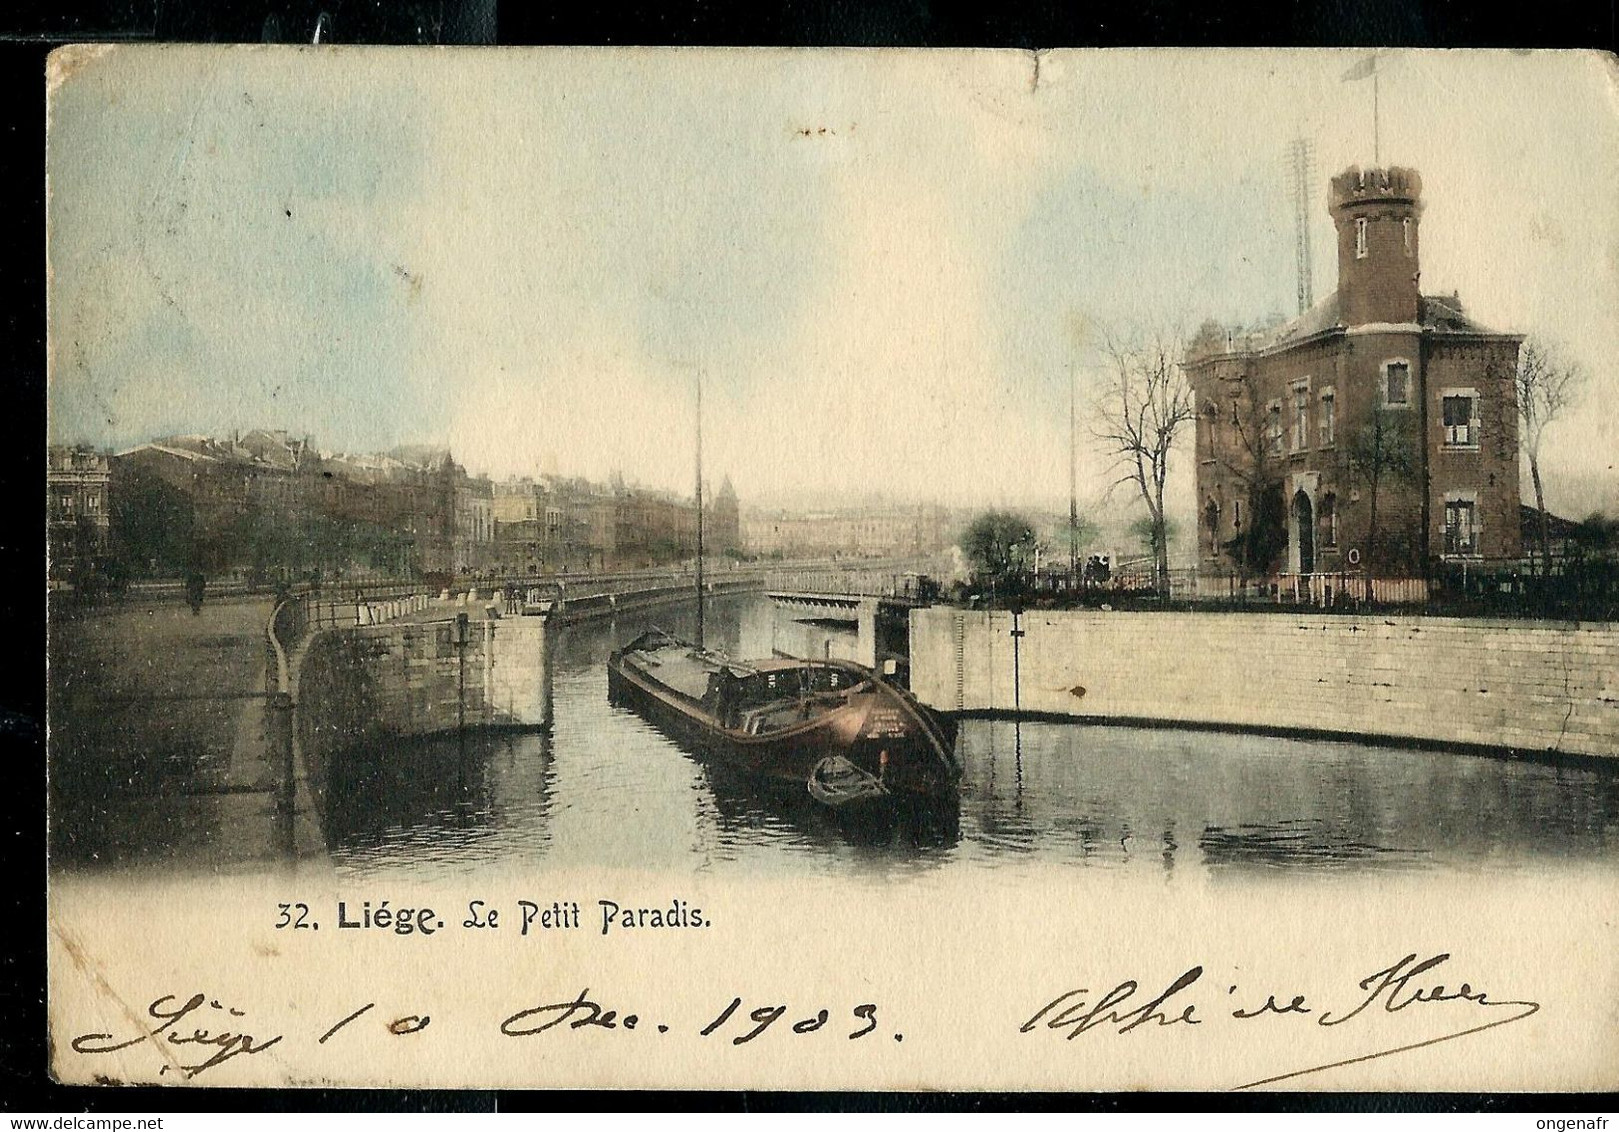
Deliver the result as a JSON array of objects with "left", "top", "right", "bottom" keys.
[
  {"left": 1345, "top": 405, "right": 1421, "bottom": 573},
  {"left": 1208, "top": 366, "right": 1288, "bottom": 582},
  {"left": 1517, "top": 338, "right": 1586, "bottom": 572},
  {"left": 1094, "top": 326, "right": 1195, "bottom": 596}
]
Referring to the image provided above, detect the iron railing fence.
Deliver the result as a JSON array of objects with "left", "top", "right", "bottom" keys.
[
  {"left": 939, "top": 550, "right": 1617, "bottom": 621},
  {"left": 1193, "top": 554, "right": 1617, "bottom": 619}
]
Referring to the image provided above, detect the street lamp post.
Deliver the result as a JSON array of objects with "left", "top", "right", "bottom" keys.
[{"left": 1069, "top": 359, "right": 1080, "bottom": 589}]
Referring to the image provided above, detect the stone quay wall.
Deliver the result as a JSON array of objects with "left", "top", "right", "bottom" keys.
[
  {"left": 294, "top": 615, "right": 552, "bottom": 798},
  {"left": 909, "top": 608, "right": 1619, "bottom": 759}
]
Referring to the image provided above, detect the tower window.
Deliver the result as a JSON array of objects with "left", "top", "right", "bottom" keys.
[
  {"left": 1402, "top": 217, "right": 1412, "bottom": 256},
  {"left": 1355, "top": 217, "right": 1368, "bottom": 259},
  {"left": 1383, "top": 361, "right": 1411, "bottom": 407}
]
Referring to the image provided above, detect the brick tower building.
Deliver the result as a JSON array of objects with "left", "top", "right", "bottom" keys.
[{"left": 1186, "top": 166, "right": 1522, "bottom": 586}]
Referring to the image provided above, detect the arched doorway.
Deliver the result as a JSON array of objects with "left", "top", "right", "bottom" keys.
[{"left": 1292, "top": 489, "right": 1315, "bottom": 574}]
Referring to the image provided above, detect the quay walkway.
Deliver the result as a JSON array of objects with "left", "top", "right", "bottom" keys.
[{"left": 49, "top": 593, "right": 327, "bottom": 874}]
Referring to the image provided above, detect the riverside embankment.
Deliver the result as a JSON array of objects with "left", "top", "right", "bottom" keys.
[
  {"left": 909, "top": 608, "right": 1619, "bottom": 760},
  {"left": 284, "top": 575, "right": 774, "bottom": 835}
]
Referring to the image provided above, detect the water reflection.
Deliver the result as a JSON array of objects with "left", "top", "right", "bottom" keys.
[
  {"left": 958, "top": 717, "right": 1619, "bottom": 874},
  {"left": 322, "top": 729, "right": 554, "bottom": 866},
  {"left": 322, "top": 594, "right": 1619, "bottom": 880},
  {"left": 1197, "top": 819, "right": 1424, "bottom": 869},
  {"left": 701, "top": 761, "right": 962, "bottom": 853}
]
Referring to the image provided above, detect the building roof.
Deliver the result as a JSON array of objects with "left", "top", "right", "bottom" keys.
[
  {"left": 387, "top": 444, "right": 454, "bottom": 470},
  {"left": 1417, "top": 293, "right": 1506, "bottom": 335},
  {"left": 119, "top": 434, "right": 309, "bottom": 472},
  {"left": 1189, "top": 290, "right": 1515, "bottom": 363},
  {"left": 1258, "top": 293, "right": 1343, "bottom": 351},
  {"left": 116, "top": 440, "right": 220, "bottom": 463},
  {"left": 46, "top": 445, "right": 111, "bottom": 474},
  {"left": 236, "top": 429, "right": 309, "bottom": 469}
]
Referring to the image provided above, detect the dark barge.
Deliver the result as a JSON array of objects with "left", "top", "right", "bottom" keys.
[{"left": 607, "top": 628, "right": 960, "bottom": 807}]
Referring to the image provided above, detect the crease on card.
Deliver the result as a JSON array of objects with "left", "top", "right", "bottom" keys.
[{"left": 50, "top": 919, "right": 186, "bottom": 1083}]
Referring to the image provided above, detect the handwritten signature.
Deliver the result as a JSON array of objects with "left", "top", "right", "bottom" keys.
[{"left": 1020, "top": 951, "right": 1541, "bottom": 1089}]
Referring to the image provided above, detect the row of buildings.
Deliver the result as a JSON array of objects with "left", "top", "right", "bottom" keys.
[
  {"left": 487, "top": 471, "right": 743, "bottom": 576},
  {"left": 741, "top": 504, "right": 955, "bottom": 560},
  {"left": 1187, "top": 164, "right": 1525, "bottom": 583},
  {"left": 46, "top": 431, "right": 746, "bottom": 586},
  {"left": 47, "top": 433, "right": 960, "bottom": 587}
]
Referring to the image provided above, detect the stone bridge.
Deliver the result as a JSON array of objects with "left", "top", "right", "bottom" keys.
[{"left": 766, "top": 591, "right": 926, "bottom": 673}]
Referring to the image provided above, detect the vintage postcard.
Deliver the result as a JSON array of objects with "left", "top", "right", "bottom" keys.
[{"left": 44, "top": 45, "right": 1618, "bottom": 1091}]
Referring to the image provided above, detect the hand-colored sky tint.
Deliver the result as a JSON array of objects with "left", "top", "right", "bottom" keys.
[{"left": 47, "top": 47, "right": 1619, "bottom": 518}]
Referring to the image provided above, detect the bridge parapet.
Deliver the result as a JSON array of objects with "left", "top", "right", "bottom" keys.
[{"left": 767, "top": 590, "right": 926, "bottom": 671}]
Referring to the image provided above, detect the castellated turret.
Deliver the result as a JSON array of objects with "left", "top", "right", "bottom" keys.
[{"left": 1330, "top": 165, "right": 1423, "bottom": 327}]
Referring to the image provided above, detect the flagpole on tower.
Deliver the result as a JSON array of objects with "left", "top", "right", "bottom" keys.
[
  {"left": 1342, "top": 51, "right": 1383, "bottom": 164},
  {"left": 1373, "top": 55, "right": 1381, "bottom": 164}
]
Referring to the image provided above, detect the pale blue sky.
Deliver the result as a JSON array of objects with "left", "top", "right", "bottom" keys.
[{"left": 47, "top": 47, "right": 1619, "bottom": 516}]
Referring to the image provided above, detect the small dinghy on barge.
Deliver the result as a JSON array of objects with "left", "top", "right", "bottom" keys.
[{"left": 607, "top": 628, "right": 960, "bottom": 807}]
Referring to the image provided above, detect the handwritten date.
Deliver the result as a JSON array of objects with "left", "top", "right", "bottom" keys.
[
  {"left": 500, "top": 989, "right": 887, "bottom": 1043},
  {"left": 70, "top": 988, "right": 894, "bottom": 1079}
]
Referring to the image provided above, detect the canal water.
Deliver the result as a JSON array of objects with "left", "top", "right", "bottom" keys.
[{"left": 323, "top": 594, "right": 1619, "bottom": 882}]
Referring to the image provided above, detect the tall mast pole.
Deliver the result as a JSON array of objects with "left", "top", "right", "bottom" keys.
[
  {"left": 1287, "top": 137, "right": 1316, "bottom": 316},
  {"left": 694, "top": 367, "right": 705, "bottom": 649},
  {"left": 1068, "top": 361, "right": 1079, "bottom": 582}
]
